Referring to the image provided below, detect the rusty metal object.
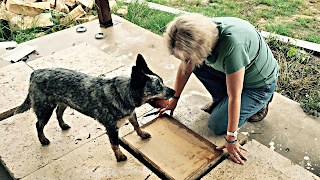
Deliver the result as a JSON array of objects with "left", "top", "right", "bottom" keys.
[{"left": 95, "top": 0, "right": 113, "bottom": 28}]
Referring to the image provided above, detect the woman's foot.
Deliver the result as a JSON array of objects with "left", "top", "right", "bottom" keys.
[
  {"left": 201, "top": 101, "right": 220, "bottom": 114},
  {"left": 248, "top": 94, "right": 274, "bottom": 122}
]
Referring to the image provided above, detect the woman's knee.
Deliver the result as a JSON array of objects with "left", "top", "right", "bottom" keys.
[{"left": 207, "top": 118, "right": 226, "bottom": 135}]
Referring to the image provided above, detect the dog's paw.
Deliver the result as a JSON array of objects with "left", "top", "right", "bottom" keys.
[
  {"left": 116, "top": 154, "right": 127, "bottom": 162},
  {"left": 139, "top": 131, "right": 151, "bottom": 139},
  {"left": 40, "top": 138, "right": 50, "bottom": 145},
  {"left": 60, "top": 124, "right": 71, "bottom": 130}
]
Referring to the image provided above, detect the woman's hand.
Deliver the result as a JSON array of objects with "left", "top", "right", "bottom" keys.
[
  {"left": 159, "top": 98, "right": 178, "bottom": 116},
  {"left": 216, "top": 141, "right": 248, "bottom": 164}
]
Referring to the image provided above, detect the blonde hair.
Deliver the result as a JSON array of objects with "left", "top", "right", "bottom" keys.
[{"left": 164, "top": 13, "right": 219, "bottom": 68}]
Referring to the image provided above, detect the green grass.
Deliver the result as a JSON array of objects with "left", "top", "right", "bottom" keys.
[
  {"left": 146, "top": 0, "right": 320, "bottom": 44},
  {"left": 111, "top": 1, "right": 178, "bottom": 35},
  {"left": 265, "top": 16, "right": 320, "bottom": 44}
]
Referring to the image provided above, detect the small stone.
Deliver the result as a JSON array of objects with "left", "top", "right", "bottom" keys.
[
  {"left": 116, "top": 7, "right": 128, "bottom": 16},
  {"left": 120, "top": 5, "right": 128, "bottom": 11}
]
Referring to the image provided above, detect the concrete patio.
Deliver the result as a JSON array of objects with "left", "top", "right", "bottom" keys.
[{"left": 0, "top": 15, "right": 319, "bottom": 179}]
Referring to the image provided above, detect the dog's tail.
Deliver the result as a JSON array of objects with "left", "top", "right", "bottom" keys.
[{"left": 14, "top": 94, "right": 31, "bottom": 114}]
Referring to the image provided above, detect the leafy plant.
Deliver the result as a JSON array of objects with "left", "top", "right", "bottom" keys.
[{"left": 267, "top": 37, "right": 320, "bottom": 116}]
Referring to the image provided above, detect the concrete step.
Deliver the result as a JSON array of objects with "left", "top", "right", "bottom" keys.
[
  {"left": 240, "top": 93, "right": 320, "bottom": 176},
  {"left": 203, "top": 139, "right": 319, "bottom": 180}
]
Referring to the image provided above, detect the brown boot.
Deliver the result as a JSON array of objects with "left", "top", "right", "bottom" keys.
[
  {"left": 247, "top": 103, "right": 269, "bottom": 122},
  {"left": 248, "top": 94, "right": 274, "bottom": 122},
  {"left": 201, "top": 101, "right": 220, "bottom": 114}
]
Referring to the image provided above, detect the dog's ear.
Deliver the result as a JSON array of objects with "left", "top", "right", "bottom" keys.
[
  {"left": 131, "top": 66, "right": 149, "bottom": 90},
  {"left": 136, "top": 54, "right": 154, "bottom": 75}
]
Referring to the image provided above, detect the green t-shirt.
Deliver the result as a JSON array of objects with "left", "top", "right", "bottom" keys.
[{"left": 206, "top": 17, "right": 278, "bottom": 88}]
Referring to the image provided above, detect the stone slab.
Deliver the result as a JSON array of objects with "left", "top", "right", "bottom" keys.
[
  {"left": 0, "top": 42, "right": 158, "bottom": 179},
  {"left": 0, "top": 10, "right": 17, "bottom": 21},
  {"left": 122, "top": 115, "right": 223, "bottom": 180},
  {"left": 6, "top": 0, "right": 49, "bottom": 17},
  {"left": 22, "top": 134, "right": 159, "bottom": 180},
  {"left": 67, "top": 5, "right": 85, "bottom": 20},
  {"left": 0, "top": 109, "right": 106, "bottom": 179},
  {"left": 240, "top": 93, "right": 320, "bottom": 176},
  {"left": 1, "top": 43, "right": 127, "bottom": 121},
  {"left": 27, "top": 43, "right": 126, "bottom": 77},
  {"left": 202, "top": 139, "right": 320, "bottom": 180},
  {"left": 0, "top": 62, "right": 33, "bottom": 120},
  {"left": 0, "top": 104, "right": 155, "bottom": 180}
]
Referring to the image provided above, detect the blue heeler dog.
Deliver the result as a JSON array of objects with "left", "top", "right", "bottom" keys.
[{"left": 15, "top": 54, "right": 176, "bottom": 162}]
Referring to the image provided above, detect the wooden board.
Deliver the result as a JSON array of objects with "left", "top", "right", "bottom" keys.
[{"left": 121, "top": 115, "right": 223, "bottom": 180}]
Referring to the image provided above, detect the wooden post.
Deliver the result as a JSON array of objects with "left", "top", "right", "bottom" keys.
[{"left": 95, "top": 0, "right": 113, "bottom": 28}]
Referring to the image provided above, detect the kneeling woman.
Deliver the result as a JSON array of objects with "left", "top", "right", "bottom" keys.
[{"left": 161, "top": 14, "right": 278, "bottom": 164}]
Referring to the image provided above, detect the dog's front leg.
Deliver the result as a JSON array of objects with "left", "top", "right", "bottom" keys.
[
  {"left": 106, "top": 127, "right": 127, "bottom": 162},
  {"left": 129, "top": 113, "right": 151, "bottom": 139}
]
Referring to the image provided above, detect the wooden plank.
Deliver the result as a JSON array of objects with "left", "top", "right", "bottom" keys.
[{"left": 121, "top": 115, "right": 223, "bottom": 180}]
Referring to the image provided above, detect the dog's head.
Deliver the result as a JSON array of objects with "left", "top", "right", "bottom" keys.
[{"left": 131, "top": 54, "right": 176, "bottom": 104}]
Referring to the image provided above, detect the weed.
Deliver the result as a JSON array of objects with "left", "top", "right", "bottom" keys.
[
  {"left": 267, "top": 37, "right": 320, "bottom": 116},
  {"left": 46, "top": 9, "right": 69, "bottom": 25}
]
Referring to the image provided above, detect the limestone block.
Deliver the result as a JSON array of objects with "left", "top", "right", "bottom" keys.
[
  {"left": 55, "top": 0, "right": 69, "bottom": 14},
  {"left": 22, "top": 134, "right": 159, "bottom": 180},
  {"left": 76, "top": 0, "right": 94, "bottom": 9},
  {"left": 109, "top": 0, "right": 117, "bottom": 9},
  {"left": 202, "top": 139, "right": 320, "bottom": 180},
  {"left": 64, "top": 0, "right": 76, "bottom": 7},
  {"left": 6, "top": 0, "right": 50, "bottom": 17},
  {"left": 67, "top": 4, "right": 85, "bottom": 20},
  {"left": 42, "top": 0, "right": 55, "bottom": 8},
  {"left": 10, "top": 15, "right": 33, "bottom": 29},
  {"left": 22, "top": 0, "right": 37, "bottom": 3},
  {"left": 9, "top": 13, "right": 53, "bottom": 29},
  {"left": 27, "top": 43, "right": 125, "bottom": 77},
  {"left": 0, "top": 1, "right": 6, "bottom": 10},
  {"left": 0, "top": 10, "right": 17, "bottom": 21},
  {"left": 34, "top": 13, "right": 54, "bottom": 27},
  {"left": 0, "top": 62, "right": 33, "bottom": 120},
  {"left": 0, "top": 109, "right": 108, "bottom": 179},
  {"left": 77, "top": 14, "right": 98, "bottom": 23}
]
